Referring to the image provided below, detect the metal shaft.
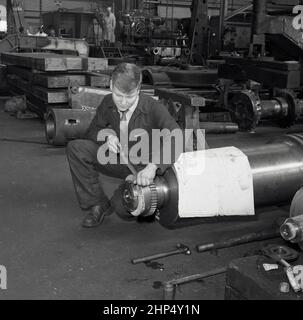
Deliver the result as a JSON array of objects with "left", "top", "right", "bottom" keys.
[
  {"left": 196, "top": 229, "right": 280, "bottom": 253},
  {"left": 131, "top": 248, "right": 187, "bottom": 264},
  {"left": 199, "top": 122, "right": 239, "bottom": 134}
]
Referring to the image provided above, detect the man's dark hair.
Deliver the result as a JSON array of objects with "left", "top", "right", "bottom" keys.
[{"left": 111, "top": 63, "right": 142, "bottom": 94}]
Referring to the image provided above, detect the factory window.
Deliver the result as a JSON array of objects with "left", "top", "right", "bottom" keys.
[{"left": 0, "top": 5, "right": 7, "bottom": 32}]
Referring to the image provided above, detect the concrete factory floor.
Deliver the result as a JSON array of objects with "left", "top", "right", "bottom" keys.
[{"left": 0, "top": 107, "right": 301, "bottom": 300}]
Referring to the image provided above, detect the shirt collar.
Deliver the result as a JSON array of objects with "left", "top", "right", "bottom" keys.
[
  {"left": 108, "top": 93, "right": 149, "bottom": 115},
  {"left": 116, "top": 95, "right": 139, "bottom": 116}
]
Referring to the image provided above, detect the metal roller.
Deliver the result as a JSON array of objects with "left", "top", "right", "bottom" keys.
[
  {"left": 114, "top": 132, "right": 303, "bottom": 229},
  {"left": 230, "top": 90, "right": 303, "bottom": 131},
  {"left": 45, "top": 108, "right": 96, "bottom": 146}
]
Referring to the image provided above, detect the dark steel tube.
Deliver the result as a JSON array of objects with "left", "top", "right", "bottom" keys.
[{"left": 196, "top": 230, "right": 280, "bottom": 253}]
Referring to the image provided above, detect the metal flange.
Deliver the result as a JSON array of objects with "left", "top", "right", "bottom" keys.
[
  {"left": 229, "top": 90, "right": 262, "bottom": 131},
  {"left": 275, "top": 89, "right": 299, "bottom": 127}
]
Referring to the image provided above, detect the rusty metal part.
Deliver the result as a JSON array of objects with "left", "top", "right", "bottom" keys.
[
  {"left": 163, "top": 267, "right": 227, "bottom": 300},
  {"left": 280, "top": 188, "right": 303, "bottom": 251},
  {"left": 131, "top": 243, "right": 191, "bottom": 265},
  {"left": 45, "top": 108, "right": 96, "bottom": 146},
  {"left": 196, "top": 229, "right": 281, "bottom": 253}
]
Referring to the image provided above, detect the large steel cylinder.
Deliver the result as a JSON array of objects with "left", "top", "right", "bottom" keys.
[
  {"left": 114, "top": 132, "right": 303, "bottom": 229},
  {"left": 45, "top": 108, "right": 96, "bottom": 146}
]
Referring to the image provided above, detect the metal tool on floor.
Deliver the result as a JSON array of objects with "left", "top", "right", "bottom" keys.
[
  {"left": 262, "top": 244, "right": 301, "bottom": 293},
  {"left": 196, "top": 229, "right": 281, "bottom": 253},
  {"left": 131, "top": 243, "right": 191, "bottom": 265},
  {"left": 163, "top": 267, "right": 227, "bottom": 300}
]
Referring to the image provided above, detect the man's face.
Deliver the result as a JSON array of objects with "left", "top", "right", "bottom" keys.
[{"left": 111, "top": 84, "right": 140, "bottom": 112}]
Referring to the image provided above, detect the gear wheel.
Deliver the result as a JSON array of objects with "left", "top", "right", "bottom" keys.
[{"left": 145, "top": 184, "right": 158, "bottom": 217}]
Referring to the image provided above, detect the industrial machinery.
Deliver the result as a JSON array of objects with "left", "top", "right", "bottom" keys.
[
  {"left": 229, "top": 89, "right": 303, "bottom": 131},
  {"left": 113, "top": 132, "right": 303, "bottom": 229},
  {"left": 218, "top": 0, "right": 303, "bottom": 131},
  {"left": 117, "top": 9, "right": 190, "bottom": 65}
]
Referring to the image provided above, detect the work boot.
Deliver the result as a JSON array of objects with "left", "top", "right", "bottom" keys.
[{"left": 82, "top": 203, "right": 113, "bottom": 228}]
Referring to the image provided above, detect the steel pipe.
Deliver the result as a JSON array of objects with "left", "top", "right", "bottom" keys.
[{"left": 45, "top": 108, "right": 96, "bottom": 146}]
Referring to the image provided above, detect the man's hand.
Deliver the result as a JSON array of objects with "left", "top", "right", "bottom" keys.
[
  {"left": 135, "top": 163, "right": 158, "bottom": 187},
  {"left": 107, "top": 135, "right": 119, "bottom": 153}
]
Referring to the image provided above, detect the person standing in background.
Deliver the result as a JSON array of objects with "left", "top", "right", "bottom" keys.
[
  {"left": 104, "top": 6, "right": 116, "bottom": 46},
  {"left": 92, "top": 18, "right": 103, "bottom": 45}
]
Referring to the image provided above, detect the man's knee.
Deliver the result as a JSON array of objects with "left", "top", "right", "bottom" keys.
[{"left": 66, "top": 139, "right": 98, "bottom": 159}]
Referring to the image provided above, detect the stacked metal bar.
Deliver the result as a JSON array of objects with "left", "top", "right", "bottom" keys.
[{"left": 1, "top": 52, "right": 110, "bottom": 118}]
